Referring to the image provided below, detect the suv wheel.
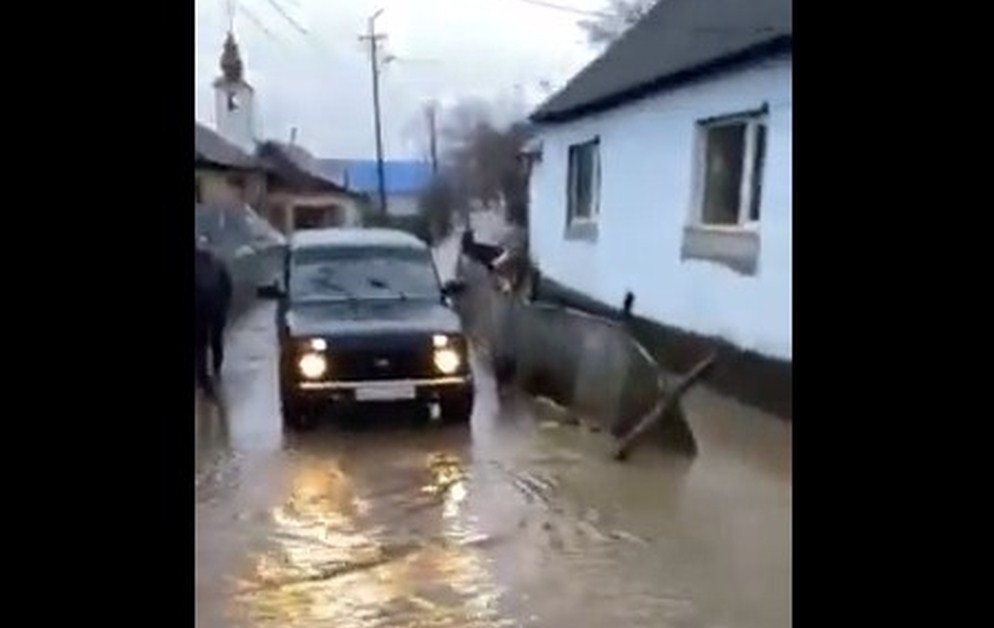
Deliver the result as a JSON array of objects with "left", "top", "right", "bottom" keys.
[
  {"left": 440, "top": 389, "right": 474, "bottom": 424},
  {"left": 282, "top": 396, "right": 317, "bottom": 431}
]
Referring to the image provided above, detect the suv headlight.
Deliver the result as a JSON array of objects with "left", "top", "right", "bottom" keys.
[
  {"left": 433, "top": 348, "right": 461, "bottom": 374},
  {"left": 298, "top": 352, "right": 328, "bottom": 379}
]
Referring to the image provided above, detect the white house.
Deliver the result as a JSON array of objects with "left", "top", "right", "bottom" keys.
[{"left": 527, "top": 0, "right": 791, "bottom": 365}]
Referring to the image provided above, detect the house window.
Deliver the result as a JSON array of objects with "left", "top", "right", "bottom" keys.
[
  {"left": 682, "top": 107, "right": 768, "bottom": 275},
  {"left": 565, "top": 138, "right": 600, "bottom": 239},
  {"left": 695, "top": 113, "right": 767, "bottom": 227}
]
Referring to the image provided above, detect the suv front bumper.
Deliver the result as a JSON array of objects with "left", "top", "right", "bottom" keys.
[{"left": 292, "top": 374, "right": 472, "bottom": 404}]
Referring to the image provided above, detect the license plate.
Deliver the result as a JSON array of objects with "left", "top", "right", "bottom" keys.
[{"left": 355, "top": 383, "right": 417, "bottom": 401}]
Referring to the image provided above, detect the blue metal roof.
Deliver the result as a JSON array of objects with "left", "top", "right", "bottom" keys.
[{"left": 317, "top": 159, "right": 433, "bottom": 196}]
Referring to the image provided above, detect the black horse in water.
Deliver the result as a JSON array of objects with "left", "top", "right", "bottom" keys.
[{"left": 195, "top": 241, "right": 233, "bottom": 396}]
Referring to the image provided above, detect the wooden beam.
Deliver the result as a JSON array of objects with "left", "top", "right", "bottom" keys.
[{"left": 613, "top": 351, "right": 717, "bottom": 461}]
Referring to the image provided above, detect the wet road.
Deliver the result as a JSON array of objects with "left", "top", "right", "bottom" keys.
[{"left": 196, "top": 303, "right": 791, "bottom": 628}]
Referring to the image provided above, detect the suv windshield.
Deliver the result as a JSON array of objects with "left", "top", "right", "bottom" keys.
[{"left": 289, "top": 244, "right": 440, "bottom": 303}]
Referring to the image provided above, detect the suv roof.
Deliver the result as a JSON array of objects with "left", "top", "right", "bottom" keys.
[{"left": 290, "top": 227, "right": 427, "bottom": 251}]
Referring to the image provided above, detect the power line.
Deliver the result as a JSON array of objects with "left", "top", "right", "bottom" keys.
[
  {"left": 261, "top": 0, "right": 308, "bottom": 34},
  {"left": 238, "top": 3, "right": 284, "bottom": 44},
  {"left": 498, "top": 0, "right": 611, "bottom": 18}
]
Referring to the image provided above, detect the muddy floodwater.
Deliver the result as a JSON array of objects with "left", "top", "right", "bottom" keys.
[{"left": 196, "top": 304, "right": 791, "bottom": 628}]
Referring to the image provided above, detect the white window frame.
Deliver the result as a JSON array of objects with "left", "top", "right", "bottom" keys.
[
  {"left": 566, "top": 138, "right": 601, "bottom": 227},
  {"left": 690, "top": 111, "right": 768, "bottom": 231}
]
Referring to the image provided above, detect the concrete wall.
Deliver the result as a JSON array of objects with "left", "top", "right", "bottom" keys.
[
  {"left": 457, "top": 260, "right": 662, "bottom": 434},
  {"left": 528, "top": 55, "right": 791, "bottom": 360}
]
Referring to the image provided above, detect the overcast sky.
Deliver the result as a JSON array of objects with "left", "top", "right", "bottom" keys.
[{"left": 195, "top": 0, "right": 604, "bottom": 160}]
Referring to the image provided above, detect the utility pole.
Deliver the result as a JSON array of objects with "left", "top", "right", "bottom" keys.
[
  {"left": 360, "top": 9, "right": 388, "bottom": 216},
  {"left": 426, "top": 102, "right": 438, "bottom": 175}
]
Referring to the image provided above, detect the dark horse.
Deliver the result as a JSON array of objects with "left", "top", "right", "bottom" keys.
[
  {"left": 460, "top": 228, "right": 505, "bottom": 270},
  {"left": 195, "top": 241, "right": 233, "bottom": 396}
]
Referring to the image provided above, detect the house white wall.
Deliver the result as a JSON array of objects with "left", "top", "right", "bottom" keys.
[{"left": 529, "top": 55, "right": 791, "bottom": 360}]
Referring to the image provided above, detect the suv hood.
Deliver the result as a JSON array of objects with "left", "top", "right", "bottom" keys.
[{"left": 286, "top": 299, "right": 463, "bottom": 338}]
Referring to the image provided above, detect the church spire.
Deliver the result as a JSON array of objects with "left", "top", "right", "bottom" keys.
[{"left": 219, "top": 31, "right": 244, "bottom": 84}]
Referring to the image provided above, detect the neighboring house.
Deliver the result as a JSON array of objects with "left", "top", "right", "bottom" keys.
[
  {"left": 526, "top": 0, "right": 791, "bottom": 411},
  {"left": 199, "top": 30, "right": 366, "bottom": 236},
  {"left": 195, "top": 122, "right": 266, "bottom": 210},
  {"left": 258, "top": 142, "right": 368, "bottom": 233},
  {"left": 318, "top": 159, "right": 433, "bottom": 217}
]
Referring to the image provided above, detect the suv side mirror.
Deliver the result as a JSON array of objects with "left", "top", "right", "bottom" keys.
[
  {"left": 257, "top": 282, "right": 284, "bottom": 300},
  {"left": 441, "top": 279, "right": 467, "bottom": 296}
]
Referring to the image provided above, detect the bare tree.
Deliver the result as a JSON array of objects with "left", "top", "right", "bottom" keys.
[
  {"left": 578, "top": 0, "right": 657, "bottom": 46},
  {"left": 417, "top": 175, "right": 460, "bottom": 241},
  {"left": 435, "top": 99, "right": 532, "bottom": 226}
]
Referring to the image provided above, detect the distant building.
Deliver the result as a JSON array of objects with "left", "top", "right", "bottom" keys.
[
  {"left": 258, "top": 142, "right": 368, "bottom": 233},
  {"left": 195, "top": 122, "right": 265, "bottom": 210},
  {"left": 318, "top": 159, "right": 433, "bottom": 217},
  {"left": 199, "top": 30, "right": 365, "bottom": 235}
]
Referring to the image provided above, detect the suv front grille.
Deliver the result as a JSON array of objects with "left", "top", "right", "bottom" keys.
[{"left": 331, "top": 348, "right": 435, "bottom": 381}]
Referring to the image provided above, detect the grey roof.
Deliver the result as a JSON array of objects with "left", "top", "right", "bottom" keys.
[
  {"left": 257, "top": 141, "right": 365, "bottom": 199},
  {"left": 195, "top": 122, "right": 257, "bottom": 169},
  {"left": 291, "top": 227, "right": 427, "bottom": 251},
  {"left": 532, "top": 0, "right": 791, "bottom": 123}
]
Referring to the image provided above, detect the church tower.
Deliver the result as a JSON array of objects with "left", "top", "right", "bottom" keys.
[{"left": 212, "top": 32, "right": 255, "bottom": 152}]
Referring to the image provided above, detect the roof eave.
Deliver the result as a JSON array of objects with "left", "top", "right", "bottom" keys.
[
  {"left": 266, "top": 168, "right": 367, "bottom": 200},
  {"left": 195, "top": 156, "right": 259, "bottom": 172},
  {"left": 530, "top": 36, "right": 791, "bottom": 125}
]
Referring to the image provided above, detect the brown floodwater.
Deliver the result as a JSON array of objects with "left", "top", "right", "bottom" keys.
[{"left": 196, "top": 303, "right": 790, "bottom": 628}]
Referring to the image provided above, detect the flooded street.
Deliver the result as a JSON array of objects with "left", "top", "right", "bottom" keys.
[{"left": 196, "top": 302, "right": 790, "bottom": 628}]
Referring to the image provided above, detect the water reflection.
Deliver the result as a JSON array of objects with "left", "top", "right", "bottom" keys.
[
  {"left": 196, "top": 393, "right": 230, "bottom": 457},
  {"left": 196, "top": 393, "right": 232, "bottom": 501},
  {"left": 233, "top": 445, "right": 511, "bottom": 627}
]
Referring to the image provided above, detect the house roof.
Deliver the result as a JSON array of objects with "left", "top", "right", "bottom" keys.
[
  {"left": 317, "top": 159, "right": 433, "bottom": 196},
  {"left": 258, "top": 142, "right": 365, "bottom": 199},
  {"left": 531, "top": 0, "right": 791, "bottom": 123},
  {"left": 195, "top": 122, "right": 257, "bottom": 170}
]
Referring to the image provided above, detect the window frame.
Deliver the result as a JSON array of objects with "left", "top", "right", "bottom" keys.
[
  {"left": 690, "top": 109, "right": 768, "bottom": 231},
  {"left": 565, "top": 137, "right": 601, "bottom": 228}
]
